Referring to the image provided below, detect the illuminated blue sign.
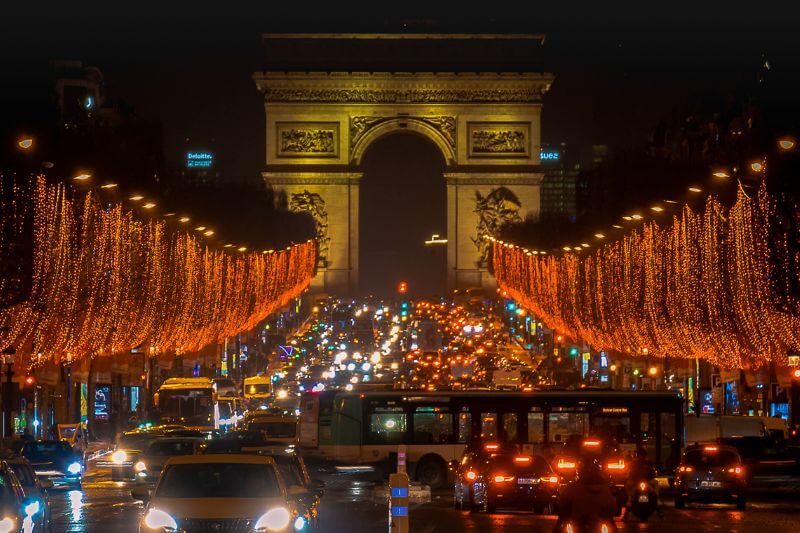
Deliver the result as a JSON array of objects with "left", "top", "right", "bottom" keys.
[
  {"left": 187, "top": 152, "right": 213, "bottom": 168},
  {"left": 540, "top": 150, "right": 560, "bottom": 161}
]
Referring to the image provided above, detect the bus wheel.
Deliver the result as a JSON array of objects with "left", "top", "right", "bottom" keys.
[{"left": 416, "top": 455, "right": 447, "bottom": 489}]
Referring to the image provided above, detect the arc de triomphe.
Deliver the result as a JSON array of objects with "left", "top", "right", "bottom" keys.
[{"left": 255, "top": 34, "right": 553, "bottom": 295}]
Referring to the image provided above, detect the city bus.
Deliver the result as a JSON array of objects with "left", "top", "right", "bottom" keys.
[
  {"left": 298, "top": 390, "right": 683, "bottom": 488},
  {"left": 154, "top": 377, "right": 220, "bottom": 430}
]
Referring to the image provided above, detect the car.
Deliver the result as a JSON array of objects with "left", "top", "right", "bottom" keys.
[
  {"left": 5, "top": 456, "right": 52, "bottom": 532},
  {"left": 132, "top": 454, "right": 311, "bottom": 532},
  {"left": 21, "top": 440, "right": 82, "bottom": 488},
  {"left": 0, "top": 459, "right": 34, "bottom": 533},
  {"left": 108, "top": 430, "right": 168, "bottom": 481},
  {"left": 243, "top": 415, "right": 299, "bottom": 446},
  {"left": 469, "top": 452, "right": 559, "bottom": 514},
  {"left": 134, "top": 438, "right": 205, "bottom": 485},
  {"left": 674, "top": 444, "right": 747, "bottom": 509},
  {"left": 452, "top": 442, "right": 511, "bottom": 510}
]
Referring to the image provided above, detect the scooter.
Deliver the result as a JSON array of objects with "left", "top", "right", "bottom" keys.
[{"left": 627, "top": 480, "right": 658, "bottom": 522}]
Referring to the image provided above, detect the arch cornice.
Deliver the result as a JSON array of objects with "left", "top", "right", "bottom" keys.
[{"left": 350, "top": 117, "right": 456, "bottom": 167}]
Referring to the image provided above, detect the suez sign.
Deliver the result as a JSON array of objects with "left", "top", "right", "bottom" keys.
[
  {"left": 187, "top": 152, "right": 213, "bottom": 168},
  {"left": 540, "top": 150, "right": 560, "bottom": 161}
]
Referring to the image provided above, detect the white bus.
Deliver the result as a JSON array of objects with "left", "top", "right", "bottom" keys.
[
  {"left": 298, "top": 389, "right": 684, "bottom": 489},
  {"left": 155, "top": 377, "right": 220, "bottom": 430}
]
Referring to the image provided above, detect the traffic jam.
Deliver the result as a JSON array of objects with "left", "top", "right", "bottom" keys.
[{"left": 3, "top": 295, "right": 798, "bottom": 532}]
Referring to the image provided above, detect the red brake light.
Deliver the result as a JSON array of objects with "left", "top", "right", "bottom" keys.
[
  {"left": 606, "top": 460, "right": 625, "bottom": 470},
  {"left": 639, "top": 482, "right": 647, "bottom": 491},
  {"left": 583, "top": 439, "right": 601, "bottom": 448},
  {"left": 493, "top": 475, "right": 514, "bottom": 483},
  {"left": 484, "top": 444, "right": 499, "bottom": 451},
  {"left": 678, "top": 465, "right": 694, "bottom": 473},
  {"left": 726, "top": 466, "right": 743, "bottom": 475},
  {"left": 704, "top": 446, "right": 718, "bottom": 452},
  {"left": 514, "top": 456, "right": 532, "bottom": 464},
  {"left": 541, "top": 475, "right": 559, "bottom": 484}
]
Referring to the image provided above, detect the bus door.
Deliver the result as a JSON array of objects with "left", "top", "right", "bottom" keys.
[
  {"left": 590, "top": 405, "right": 635, "bottom": 455},
  {"left": 547, "top": 407, "right": 589, "bottom": 454},
  {"left": 299, "top": 395, "right": 320, "bottom": 448}
]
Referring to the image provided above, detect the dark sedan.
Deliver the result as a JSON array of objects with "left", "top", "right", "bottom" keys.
[
  {"left": 674, "top": 444, "right": 747, "bottom": 509},
  {"left": 21, "top": 440, "right": 82, "bottom": 488},
  {"left": 469, "top": 452, "right": 559, "bottom": 514}
]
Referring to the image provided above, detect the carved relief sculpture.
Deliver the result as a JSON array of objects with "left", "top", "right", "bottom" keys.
[
  {"left": 468, "top": 122, "right": 531, "bottom": 157},
  {"left": 262, "top": 88, "right": 546, "bottom": 104},
  {"left": 277, "top": 122, "right": 339, "bottom": 157},
  {"left": 472, "top": 187, "right": 522, "bottom": 265},
  {"left": 289, "top": 191, "right": 331, "bottom": 265},
  {"left": 350, "top": 115, "right": 456, "bottom": 149}
]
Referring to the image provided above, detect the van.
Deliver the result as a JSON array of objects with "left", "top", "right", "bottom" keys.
[{"left": 684, "top": 415, "right": 767, "bottom": 445}]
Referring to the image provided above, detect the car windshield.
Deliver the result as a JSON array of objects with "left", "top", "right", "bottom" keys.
[
  {"left": 247, "top": 422, "right": 296, "bottom": 439},
  {"left": 156, "top": 463, "right": 281, "bottom": 498},
  {"left": 146, "top": 441, "right": 196, "bottom": 456},
  {"left": 119, "top": 434, "right": 161, "bottom": 450},
  {"left": 8, "top": 464, "right": 36, "bottom": 487},
  {"left": 24, "top": 442, "right": 71, "bottom": 461},
  {"left": 685, "top": 449, "right": 740, "bottom": 468}
]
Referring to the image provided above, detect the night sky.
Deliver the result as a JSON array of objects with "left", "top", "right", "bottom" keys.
[{"left": 3, "top": 1, "right": 799, "bottom": 295}]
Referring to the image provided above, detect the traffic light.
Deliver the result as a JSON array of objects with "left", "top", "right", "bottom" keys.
[
  {"left": 23, "top": 375, "right": 35, "bottom": 388},
  {"left": 398, "top": 281, "right": 408, "bottom": 294},
  {"left": 569, "top": 347, "right": 579, "bottom": 357},
  {"left": 792, "top": 368, "right": 800, "bottom": 380}
]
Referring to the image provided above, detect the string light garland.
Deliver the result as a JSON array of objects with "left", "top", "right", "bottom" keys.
[
  {"left": 491, "top": 182, "right": 800, "bottom": 369},
  {"left": 0, "top": 176, "right": 316, "bottom": 369}
]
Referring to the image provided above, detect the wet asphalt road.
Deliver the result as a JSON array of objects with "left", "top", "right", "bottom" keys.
[{"left": 46, "top": 469, "right": 800, "bottom": 532}]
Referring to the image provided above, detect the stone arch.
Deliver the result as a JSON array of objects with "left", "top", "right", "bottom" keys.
[{"left": 350, "top": 117, "right": 456, "bottom": 167}]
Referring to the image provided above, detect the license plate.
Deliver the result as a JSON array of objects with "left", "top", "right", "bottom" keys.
[
  {"left": 517, "top": 478, "right": 535, "bottom": 485},
  {"left": 638, "top": 495, "right": 649, "bottom": 503},
  {"left": 700, "top": 481, "right": 721, "bottom": 487}
]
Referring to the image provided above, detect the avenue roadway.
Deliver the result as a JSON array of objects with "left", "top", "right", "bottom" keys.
[{"left": 47, "top": 468, "right": 800, "bottom": 532}]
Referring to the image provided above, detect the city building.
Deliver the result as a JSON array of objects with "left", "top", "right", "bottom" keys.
[{"left": 539, "top": 143, "right": 580, "bottom": 221}]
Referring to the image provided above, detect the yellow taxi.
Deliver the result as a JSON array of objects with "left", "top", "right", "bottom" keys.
[{"left": 134, "top": 454, "right": 309, "bottom": 532}]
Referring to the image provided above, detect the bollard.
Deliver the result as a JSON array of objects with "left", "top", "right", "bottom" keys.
[{"left": 388, "top": 472, "right": 409, "bottom": 533}]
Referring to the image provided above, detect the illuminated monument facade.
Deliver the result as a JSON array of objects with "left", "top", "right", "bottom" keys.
[{"left": 255, "top": 34, "right": 553, "bottom": 295}]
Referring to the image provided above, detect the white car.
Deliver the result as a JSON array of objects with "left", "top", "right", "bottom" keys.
[{"left": 133, "top": 454, "right": 310, "bottom": 532}]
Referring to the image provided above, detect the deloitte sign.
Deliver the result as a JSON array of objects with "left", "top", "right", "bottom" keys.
[{"left": 187, "top": 152, "right": 213, "bottom": 168}]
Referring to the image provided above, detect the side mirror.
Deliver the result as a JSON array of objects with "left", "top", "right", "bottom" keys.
[
  {"left": 39, "top": 479, "right": 54, "bottom": 490},
  {"left": 130, "top": 487, "right": 150, "bottom": 503}
]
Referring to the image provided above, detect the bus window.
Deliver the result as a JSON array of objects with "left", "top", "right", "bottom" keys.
[
  {"left": 502, "top": 413, "right": 518, "bottom": 442},
  {"left": 368, "top": 408, "right": 407, "bottom": 444},
  {"left": 548, "top": 412, "right": 587, "bottom": 443},
  {"left": 591, "top": 414, "right": 632, "bottom": 445},
  {"left": 527, "top": 412, "right": 544, "bottom": 443},
  {"left": 457, "top": 413, "right": 472, "bottom": 443},
  {"left": 481, "top": 413, "right": 498, "bottom": 440},
  {"left": 413, "top": 409, "right": 453, "bottom": 444}
]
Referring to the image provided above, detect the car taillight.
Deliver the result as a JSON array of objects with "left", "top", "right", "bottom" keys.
[
  {"left": 726, "top": 466, "right": 743, "bottom": 475},
  {"left": 557, "top": 459, "right": 577, "bottom": 470},
  {"left": 639, "top": 482, "right": 647, "bottom": 491},
  {"left": 540, "top": 475, "right": 559, "bottom": 484},
  {"left": 514, "top": 456, "right": 532, "bottom": 464},
  {"left": 493, "top": 475, "right": 514, "bottom": 482},
  {"left": 606, "top": 460, "right": 625, "bottom": 470},
  {"left": 484, "top": 444, "right": 500, "bottom": 452},
  {"left": 466, "top": 471, "right": 476, "bottom": 480},
  {"left": 677, "top": 465, "right": 694, "bottom": 473}
]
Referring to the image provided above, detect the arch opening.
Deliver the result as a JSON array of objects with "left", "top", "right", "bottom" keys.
[{"left": 358, "top": 132, "right": 447, "bottom": 297}]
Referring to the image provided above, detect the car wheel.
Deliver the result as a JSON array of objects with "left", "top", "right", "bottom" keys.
[
  {"left": 674, "top": 496, "right": 685, "bottom": 509},
  {"left": 416, "top": 456, "right": 447, "bottom": 490},
  {"left": 736, "top": 496, "right": 746, "bottom": 510}
]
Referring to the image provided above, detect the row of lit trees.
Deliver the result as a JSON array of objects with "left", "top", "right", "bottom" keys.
[
  {"left": 0, "top": 175, "right": 316, "bottom": 368},
  {"left": 491, "top": 181, "right": 800, "bottom": 369}
]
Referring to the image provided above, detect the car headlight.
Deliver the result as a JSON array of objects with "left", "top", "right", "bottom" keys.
[
  {"left": 111, "top": 450, "right": 127, "bottom": 464},
  {"left": 254, "top": 507, "right": 291, "bottom": 531},
  {"left": 134, "top": 461, "right": 147, "bottom": 472},
  {"left": 293, "top": 516, "right": 306, "bottom": 531},
  {"left": 0, "top": 517, "right": 15, "bottom": 533},
  {"left": 24, "top": 500, "right": 41, "bottom": 517},
  {"left": 143, "top": 508, "right": 177, "bottom": 531},
  {"left": 67, "top": 462, "right": 82, "bottom": 475}
]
